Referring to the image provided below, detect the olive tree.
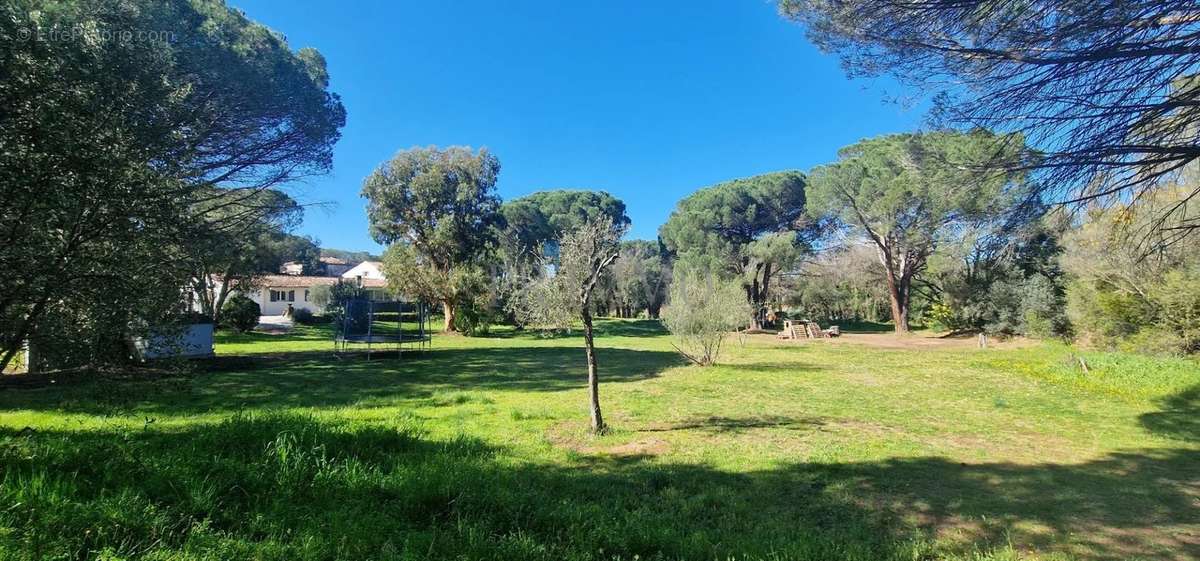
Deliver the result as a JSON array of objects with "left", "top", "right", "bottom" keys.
[
  {"left": 510, "top": 216, "right": 626, "bottom": 433},
  {"left": 662, "top": 271, "right": 751, "bottom": 366}
]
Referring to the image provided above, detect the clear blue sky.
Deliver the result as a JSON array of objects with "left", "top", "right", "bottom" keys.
[{"left": 232, "top": 0, "right": 925, "bottom": 252}]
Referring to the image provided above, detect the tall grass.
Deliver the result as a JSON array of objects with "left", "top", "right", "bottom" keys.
[{"left": 0, "top": 411, "right": 946, "bottom": 561}]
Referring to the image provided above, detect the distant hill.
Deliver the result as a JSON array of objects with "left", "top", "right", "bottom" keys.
[{"left": 320, "top": 248, "right": 382, "bottom": 263}]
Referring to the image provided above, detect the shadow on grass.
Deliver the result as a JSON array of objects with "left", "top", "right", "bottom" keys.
[
  {"left": 1140, "top": 384, "right": 1200, "bottom": 442},
  {"left": 831, "top": 320, "right": 897, "bottom": 334},
  {"left": 638, "top": 414, "right": 827, "bottom": 434},
  {"left": 0, "top": 346, "right": 685, "bottom": 415},
  {"left": 1, "top": 412, "right": 1196, "bottom": 560},
  {"left": 480, "top": 319, "right": 668, "bottom": 340}
]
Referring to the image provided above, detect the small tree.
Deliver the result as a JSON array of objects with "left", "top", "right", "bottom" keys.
[
  {"left": 221, "top": 295, "right": 261, "bottom": 333},
  {"left": 309, "top": 284, "right": 333, "bottom": 311},
  {"left": 662, "top": 271, "right": 751, "bottom": 366},
  {"left": 511, "top": 216, "right": 626, "bottom": 433}
]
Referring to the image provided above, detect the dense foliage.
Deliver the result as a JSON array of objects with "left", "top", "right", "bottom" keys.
[
  {"left": 0, "top": 0, "right": 343, "bottom": 371},
  {"left": 808, "top": 130, "right": 1031, "bottom": 333},
  {"left": 500, "top": 190, "right": 630, "bottom": 255},
  {"left": 1062, "top": 187, "right": 1200, "bottom": 355},
  {"left": 221, "top": 295, "right": 261, "bottom": 333},
  {"left": 363, "top": 146, "right": 503, "bottom": 332},
  {"left": 785, "top": 245, "right": 891, "bottom": 323},
  {"left": 607, "top": 240, "right": 672, "bottom": 319},
  {"left": 660, "top": 171, "right": 819, "bottom": 328}
]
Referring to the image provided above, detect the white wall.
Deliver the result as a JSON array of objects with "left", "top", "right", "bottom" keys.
[
  {"left": 341, "top": 261, "right": 385, "bottom": 280},
  {"left": 251, "top": 286, "right": 325, "bottom": 315}
]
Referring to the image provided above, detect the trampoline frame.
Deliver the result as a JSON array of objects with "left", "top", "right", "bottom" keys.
[{"left": 333, "top": 298, "right": 431, "bottom": 359}]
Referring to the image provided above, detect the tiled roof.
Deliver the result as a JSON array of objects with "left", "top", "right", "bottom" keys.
[
  {"left": 256, "top": 275, "right": 387, "bottom": 288},
  {"left": 319, "top": 256, "right": 349, "bottom": 265}
]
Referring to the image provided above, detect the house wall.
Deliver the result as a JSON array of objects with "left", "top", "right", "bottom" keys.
[
  {"left": 341, "top": 261, "right": 385, "bottom": 280},
  {"left": 250, "top": 286, "right": 325, "bottom": 316}
]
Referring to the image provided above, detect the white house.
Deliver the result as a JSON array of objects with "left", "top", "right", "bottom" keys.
[
  {"left": 341, "top": 261, "right": 385, "bottom": 282},
  {"left": 193, "top": 260, "right": 392, "bottom": 318},
  {"left": 250, "top": 274, "right": 388, "bottom": 315}
]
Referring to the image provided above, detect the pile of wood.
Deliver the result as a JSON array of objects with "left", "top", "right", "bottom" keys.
[{"left": 777, "top": 320, "right": 840, "bottom": 340}]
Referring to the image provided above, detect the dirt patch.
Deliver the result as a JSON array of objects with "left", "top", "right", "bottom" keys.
[
  {"left": 759, "top": 331, "right": 1038, "bottom": 351},
  {"left": 545, "top": 421, "right": 671, "bottom": 458}
]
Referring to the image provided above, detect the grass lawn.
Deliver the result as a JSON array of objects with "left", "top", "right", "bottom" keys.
[{"left": 1, "top": 320, "right": 1197, "bottom": 560}]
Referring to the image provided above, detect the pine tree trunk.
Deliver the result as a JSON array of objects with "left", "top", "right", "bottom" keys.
[
  {"left": 884, "top": 270, "right": 910, "bottom": 334},
  {"left": 582, "top": 308, "right": 604, "bottom": 433}
]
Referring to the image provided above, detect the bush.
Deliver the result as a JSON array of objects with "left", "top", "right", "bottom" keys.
[
  {"left": 221, "top": 295, "right": 261, "bottom": 333},
  {"left": 454, "top": 297, "right": 496, "bottom": 336},
  {"left": 1066, "top": 269, "right": 1200, "bottom": 356},
  {"left": 292, "top": 307, "right": 315, "bottom": 325},
  {"left": 662, "top": 272, "right": 750, "bottom": 366},
  {"left": 1153, "top": 269, "right": 1200, "bottom": 354}
]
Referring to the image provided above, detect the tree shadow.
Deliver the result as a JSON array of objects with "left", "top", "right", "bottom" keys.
[
  {"left": 2, "top": 413, "right": 1196, "bottom": 560},
  {"left": 1140, "top": 384, "right": 1200, "bottom": 442},
  {"left": 0, "top": 346, "right": 685, "bottom": 415},
  {"left": 479, "top": 319, "right": 668, "bottom": 340},
  {"left": 834, "top": 320, "right": 898, "bottom": 334},
  {"left": 637, "top": 414, "right": 827, "bottom": 434}
]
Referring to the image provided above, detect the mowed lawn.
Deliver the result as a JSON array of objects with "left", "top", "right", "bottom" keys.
[{"left": 1, "top": 321, "right": 1197, "bottom": 561}]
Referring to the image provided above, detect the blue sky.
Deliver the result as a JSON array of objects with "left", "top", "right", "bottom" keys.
[{"left": 232, "top": 0, "right": 925, "bottom": 251}]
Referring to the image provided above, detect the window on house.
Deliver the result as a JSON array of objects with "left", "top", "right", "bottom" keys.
[
  {"left": 269, "top": 290, "right": 278, "bottom": 302},
  {"left": 287, "top": 290, "right": 295, "bottom": 302},
  {"left": 304, "top": 289, "right": 309, "bottom": 302}
]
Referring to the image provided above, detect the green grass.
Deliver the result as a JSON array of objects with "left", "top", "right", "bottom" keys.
[{"left": 1, "top": 320, "right": 1197, "bottom": 560}]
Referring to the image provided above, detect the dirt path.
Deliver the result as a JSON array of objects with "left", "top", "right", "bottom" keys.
[{"left": 758, "top": 330, "right": 1037, "bottom": 350}]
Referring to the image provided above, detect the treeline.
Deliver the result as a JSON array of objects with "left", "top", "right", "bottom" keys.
[{"left": 359, "top": 137, "right": 1199, "bottom": 358}]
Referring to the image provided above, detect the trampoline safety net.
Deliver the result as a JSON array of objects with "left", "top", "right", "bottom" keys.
[{"left": 333, "top": 299, "right": 431, "bottom": 358}]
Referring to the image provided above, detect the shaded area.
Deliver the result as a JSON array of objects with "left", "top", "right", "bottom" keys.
[
  {"left": 480, "top": 319, "right": 669, "bottom": 340},
  {"left": 1141, "top": 384, "right": 1200, "bottom": 442},
  {"left": 639, "top": 414, "right": 827, "bottom": 434},
  {"left": 1, "top": 413, "right": 1196, "bottom": 560},
  {"left": 834, "top": 320, "right": 900, "bottom": 334},
  {"left": 0, "top": 346, "right": 683, "bottom": 415}
]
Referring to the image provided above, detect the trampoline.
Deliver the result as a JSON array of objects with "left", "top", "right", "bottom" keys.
[{"left": 333, "top": 298, "right": 431, "bottom": 359}]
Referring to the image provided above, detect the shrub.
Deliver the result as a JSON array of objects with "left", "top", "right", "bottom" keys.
[
  {"left": 1153, "top": 269, "right": 1200, "bottom": 354},
  {"left": 925, "top": 302, "right": 959, "bottom": 333},
  {"left": 292, "top": 307, "right": 315, "bottom": 325},
  {"left": 454, "top": 296, "right": 496, "bottom": 336},
  {"left": 662, "top": 272, "right": 750, "bottom": 366},
  {"left": 221, "top": 295, "right": 260, "bottom": 333}
]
